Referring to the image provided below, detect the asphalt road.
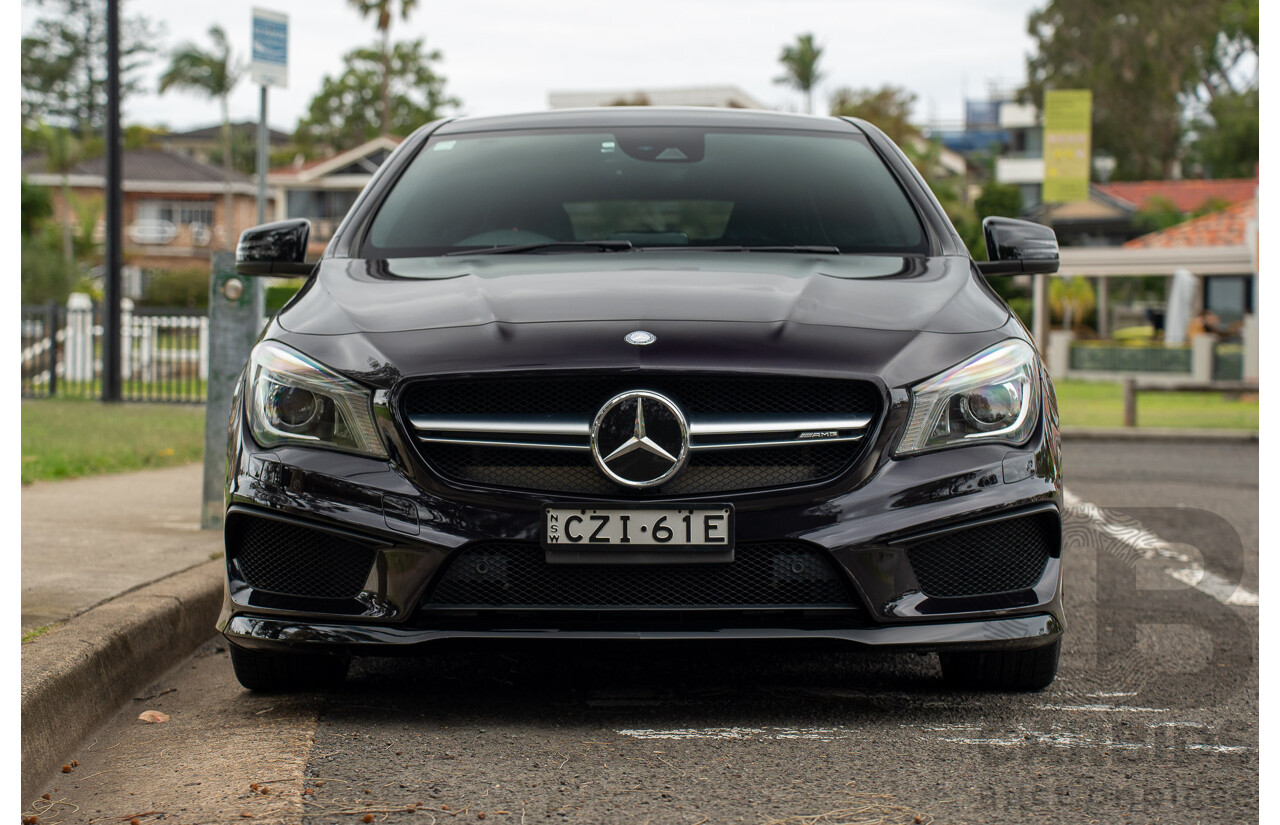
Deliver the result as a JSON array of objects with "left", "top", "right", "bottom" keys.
[{"left": 27, "top": 440, "right": 1258, "bottom": 824}]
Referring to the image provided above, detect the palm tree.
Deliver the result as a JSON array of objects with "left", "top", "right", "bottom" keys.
[
  {"left": 348, "top": 0, "right": 420, "bottom": 136},
  {"left": 159, "top": 25, "right": 242, "bottom": 248},
  {"left": 774, "top": 34, "right": 825, "bottom": 115},
  {"left": 41, "top": 124, "right": 81, "bottom": 266}
]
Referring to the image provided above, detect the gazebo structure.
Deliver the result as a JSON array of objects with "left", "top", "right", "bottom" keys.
[{"left": 1046, "top": 198, "right": 1258, "bottom": 384}]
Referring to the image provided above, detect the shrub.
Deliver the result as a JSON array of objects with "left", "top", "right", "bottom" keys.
[
  {"left": 265, "top": 280, "right": 306, "bottom": 313},
  {"left": 140, "top": 267, "right": 210, "bottom": 309}
]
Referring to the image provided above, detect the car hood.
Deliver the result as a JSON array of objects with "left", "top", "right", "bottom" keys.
[{"left": 277, "top": 252, "right": 1008, "bottom": 337}]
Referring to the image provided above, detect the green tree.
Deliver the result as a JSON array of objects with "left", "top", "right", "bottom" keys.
[
  {"left": 974, "top": 184, "right": 1024, "bottom": 222},
  {"left": 1136, "top": 195, "right": 1233, "bottom": 233},
  {"left": 21, "top": 177, "right": 53, "bottom": 238},
  {"left": 1050, "top": 276, "right": 1096, "bottom": 331},
  {"left": 774, "top": 34, "right": 824, "bottom": 115},
  {"left": 296, "top": 39, "right": 458, "bottom": 153},
  {"left": 40, "top": 125, "right": 82, "bottom": 265},
  {"left": 21, "top": 0, "right": 162, "bottom": 134},
  {"left": 828, "top": 85, "right": 920, "bottom": 145},
  {"left": 1023, "top": 0, "right": 1257, "bottom": 181},
  {"left": 347, "top": 0, "right": 419, "bottom": 137},
  {"left": 209, "top": 128, "right": 267, "bottom": 176},
  {"left": 1187, "top": 89, "right": 1258, "bottom": 178},
  {"left": 159, "top": 25, "right": 242, "bottom": 249}
]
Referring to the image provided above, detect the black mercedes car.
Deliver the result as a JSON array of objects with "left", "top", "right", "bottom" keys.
[{"left": 220, "top": 107, "right": 1064, "bottom": 692}]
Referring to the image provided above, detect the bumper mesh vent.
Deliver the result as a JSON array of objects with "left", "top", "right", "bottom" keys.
[
  {"left": 906, "top": 513, "right": 1057, "bottom": 598},
  {"left": 424, "top": 541, "right": 857, "bottom": 609},
  {"left": 231, "top": 516, "right": 376, "bottom": 600}
]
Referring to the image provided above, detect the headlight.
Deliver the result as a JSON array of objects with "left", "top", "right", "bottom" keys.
[
  {"left": 247, "top": 340, "right": 387, "bottom": 458},
  {"left": 895, "top": 339, "right": 1040, "bottom": 456}
]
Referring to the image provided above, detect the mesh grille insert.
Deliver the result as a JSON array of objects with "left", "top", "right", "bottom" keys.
[
  {"left": 906, "top": 513, "right": 1056, "bottom": 598},
  {"left": 232, "top": 516, "right": 376, "bottom": 600},
  {"left": 402, "top": 375, "right": 879, "bottom": 496},
  {"left": 424, "top": 542, "right": 857, "bottom": 609}
]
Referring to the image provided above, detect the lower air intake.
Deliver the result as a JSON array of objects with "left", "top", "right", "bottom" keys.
[
  {"left": 906, "top": 512, "right": 1057, "bottom": 598},
  {"left": 424, "top": 542, "right": 857, "bottom": 609},
  {"left": 231, "top": 515, "right": 376, "bottom": 600}
]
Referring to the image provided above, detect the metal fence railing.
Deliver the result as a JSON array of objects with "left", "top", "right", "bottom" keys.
[
  {"left": 1068, "top": 343, "right": 1194, "bottom": 374},
  {"left": 21, "top": 299, "right": 213, "bottom": 404}
]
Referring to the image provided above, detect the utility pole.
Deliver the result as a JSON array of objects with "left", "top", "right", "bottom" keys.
[{"left": 102, "top": 0, "right": 123, "bottom": 402}]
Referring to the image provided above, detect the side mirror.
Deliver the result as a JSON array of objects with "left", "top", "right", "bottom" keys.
[
  {"left": 236, "top": 219, "right": 314, "bottom": 276},
  {"left": 976, "top": 216, "right": 1060, "bottom": 276}
]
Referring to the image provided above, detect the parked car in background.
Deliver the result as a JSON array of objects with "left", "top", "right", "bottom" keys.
[{"left": 221, "top": 107, "right": 1064, "bottom": 692}]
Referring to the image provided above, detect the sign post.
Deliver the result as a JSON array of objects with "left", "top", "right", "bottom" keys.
[
  {"left": 1036, "top": 89, "right": 1093, "bottom": 347},
  {"left": 251, "top": 7, "right": 288, "bottom": 224},
  {"left": 200, "top": 11, "right": 288, "bottom": 529}
]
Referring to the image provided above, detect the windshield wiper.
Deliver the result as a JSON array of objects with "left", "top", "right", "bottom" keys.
[
  {"left": 446, "top": 240, "right": 635, "bottom": 256},
  {"left": 643, "top": 245, "right": 841, "bottom": 254}
]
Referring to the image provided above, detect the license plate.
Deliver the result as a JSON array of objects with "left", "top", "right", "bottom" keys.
[{"left": 542, "top": 504, "right": 734, "bottom": 549}]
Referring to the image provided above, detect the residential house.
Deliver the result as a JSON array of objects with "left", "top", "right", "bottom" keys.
[
  {"left": 160, "top": 121, "right": 291, "bottom": 167},
  {"left": 267, "top": 135, "right": 401, "bottom": 258},
  {"left": 21, "top": 148, "right": 275, "bottom": 272}
]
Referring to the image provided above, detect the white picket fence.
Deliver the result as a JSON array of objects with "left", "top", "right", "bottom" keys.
[{"left": 21, "top": 293, "right": 271, "bottom": 401}]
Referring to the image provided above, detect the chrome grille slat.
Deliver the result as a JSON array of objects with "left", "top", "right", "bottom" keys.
[{"left": 411, "top": 413, "right": 871, "bottom": 451}]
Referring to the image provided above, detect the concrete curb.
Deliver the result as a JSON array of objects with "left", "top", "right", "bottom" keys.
[
  {"left": 1060, "top": 426, "right": 1258, "bottom": 442},
  {"left": 20, "top": 559, "right": 225, "bottom": 803}
]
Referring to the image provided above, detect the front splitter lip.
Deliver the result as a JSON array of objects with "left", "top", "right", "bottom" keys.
[{"left": 223, "top": 613, "right": 1062, "bottom": 654}]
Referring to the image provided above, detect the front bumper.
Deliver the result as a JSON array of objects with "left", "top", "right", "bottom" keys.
[
  {"left": 224, "top": 612, "right": 1063, "bottom": 652},
  {"left": 218, "top": 369, "right": 1065, "bottom": 655}
]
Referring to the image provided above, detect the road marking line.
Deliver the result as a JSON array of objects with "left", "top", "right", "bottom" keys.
[
  {"left": 937, "top": 731, "right": 1251, "bottom": 754},
  {"left": 618, "top": 726, "right": 853, "bottom": 741},
  {"left": 1062, "top": 488, "right": 1258, "bottom": 606},
  {"left": 1034, "top": 703, "right": 1167, "bottom": 713},
  {"left": 1187, "top": 744, "right": 1251, "bottom": 753}
]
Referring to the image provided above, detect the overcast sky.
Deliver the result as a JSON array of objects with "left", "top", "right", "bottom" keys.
[{"left": 22, "top": 0, "right": 1045, "bottom": 133}]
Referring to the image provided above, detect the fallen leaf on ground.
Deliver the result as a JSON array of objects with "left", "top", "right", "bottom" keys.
[{"left": 138, "top": 710, "right": 170, "bottom": 723}]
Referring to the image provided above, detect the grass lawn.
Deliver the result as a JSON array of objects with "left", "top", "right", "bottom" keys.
[
  {"left": 21, "top": 398, "right": 206, "bottom": 484},
  {"left": 1053, "top": 379, "right": 1259, "bottom": 430}
]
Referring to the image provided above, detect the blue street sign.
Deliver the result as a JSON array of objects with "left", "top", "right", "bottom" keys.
[{"left": 251, "top": 8, "right": 288, "bottom": 88}]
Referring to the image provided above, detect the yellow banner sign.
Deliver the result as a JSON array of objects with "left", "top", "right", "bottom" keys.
[{"left": 1043, "top": 89, "right": 1092, "bottom": 203}]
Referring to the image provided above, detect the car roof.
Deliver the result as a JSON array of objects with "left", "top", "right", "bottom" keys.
[{"left": 433, "top": 107, "right": 861, "bottom": 135}]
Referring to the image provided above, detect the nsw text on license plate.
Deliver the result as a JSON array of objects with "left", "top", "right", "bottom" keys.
[{"left": 543, "top": 505, "right": 734, "bottom": 549}]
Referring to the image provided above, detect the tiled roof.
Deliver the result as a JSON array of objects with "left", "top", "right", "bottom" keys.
[
  {"left": 165, "top": 121, "right": 290, "bottom": 144},
  {"left": 21, "top": 149, "right": 252, "bottom": 183},
  {"left": 1123, "top": 199, "right": 1256, "bottom": 249},
  {"left": 1097, "top": 179, "right": 1256, "bottom": 213},
  {"left": 269, "top": 135, "right": 402, "bottom": 177}
]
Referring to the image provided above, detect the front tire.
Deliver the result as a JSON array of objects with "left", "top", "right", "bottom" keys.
[
  {"left": 939, "top": 639, "right": 1060, "bottom": 691},
  {"left": 229, "top": 645, "right": 350, "bottom": 691}
]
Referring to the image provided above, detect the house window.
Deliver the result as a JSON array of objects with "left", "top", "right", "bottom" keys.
[{"left": 137, "top": 199, "right": 216, "bottom": 227}]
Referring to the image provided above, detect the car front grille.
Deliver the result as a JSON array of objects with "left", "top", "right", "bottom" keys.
[
  {"left": 421, "top": 541, "right": 859, "bottom": 609},
  {"left": 401, "top": 375, "right": 880, "bottom": 497},
  {"left": 230, "top": 515, "right": 376, "bottom": 600},
  {"left": 905, "top": 512, "right": 1057, "bottom": 598}
]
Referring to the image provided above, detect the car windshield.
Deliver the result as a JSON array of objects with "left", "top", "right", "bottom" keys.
[{"left": 366, "top": 127, "right": 928, "bottom": 256}]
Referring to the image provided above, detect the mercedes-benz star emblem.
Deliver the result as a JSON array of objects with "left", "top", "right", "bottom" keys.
[
  {"left": 590, "top": 390, "right": 689, "bottom": 488},
  {"left": 625, "top": 330, "right": 656, "bottom": 346}
]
